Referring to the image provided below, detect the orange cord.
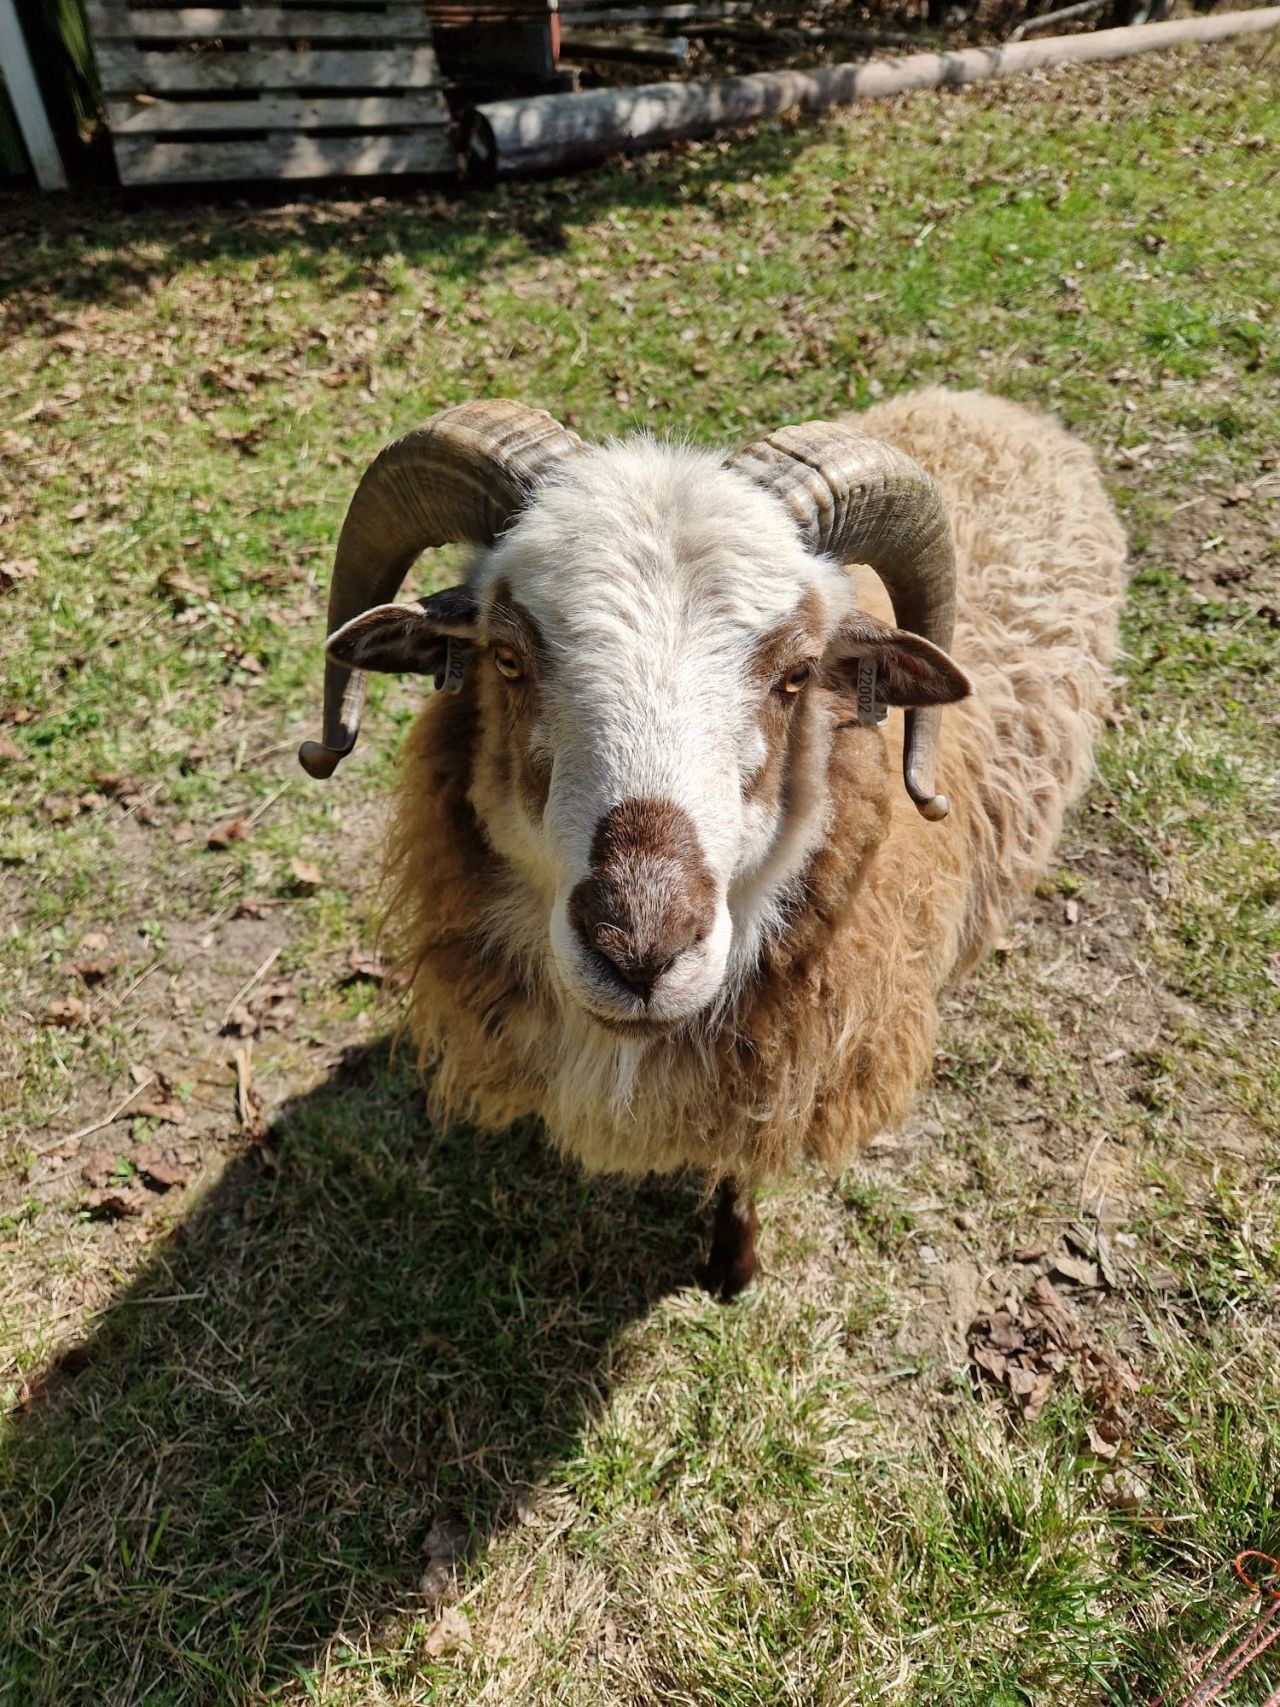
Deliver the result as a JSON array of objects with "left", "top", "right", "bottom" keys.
[
  {"left": 1234, "top": 1554, "right": 1280, "bottom": 1601},
  {"left": 1152, "top": 1554, "right": 1280, "bottom": 1707}
]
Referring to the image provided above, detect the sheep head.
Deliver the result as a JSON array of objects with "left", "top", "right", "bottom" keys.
[{"left": 301, "top": 401, "right": 970, "bottom": 1034}]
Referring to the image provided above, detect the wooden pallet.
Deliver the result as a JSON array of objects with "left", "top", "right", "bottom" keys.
[{"left": 86, "top": 0, "right": 455, "bottom": 185}]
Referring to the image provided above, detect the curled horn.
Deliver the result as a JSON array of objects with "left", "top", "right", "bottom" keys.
[
  {"left": 299, "top": 400, "right": 584, "bottom": 780},
  {"left": 733, "top": 424, "right": 958, "bottom": 820}
]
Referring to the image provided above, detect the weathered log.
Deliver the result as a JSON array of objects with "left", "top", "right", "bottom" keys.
[{"left": 471, "top": 7, "right": 1280, "bottom": 177}]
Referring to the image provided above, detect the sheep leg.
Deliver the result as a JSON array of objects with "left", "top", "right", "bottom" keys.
[{"left": 700, "top": 1178, "right": 758, "bottom": 1301}]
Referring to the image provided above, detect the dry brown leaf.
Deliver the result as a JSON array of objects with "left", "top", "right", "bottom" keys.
[
  {"left": 1067, "top": 1221, "right": 1122, "bottom": 1289},
  {"left": 347, "top": 948, "right": 389, "bottom": 982},
  {"left": 1023, "top": 1372, "right": 1054, "bottom": 1423},
  {"left": 71, "top": 958, "right": 113, "bottom": 985},
  {"left": 134, "top": 1099, "right": 185, "bottom": 1125},
  {"left": 81, "top": 1185, "right": 147, "bottom": 1219},
  {"left": 1050, "top": 1253, "right": 1102, "bottom": 1288},
  {"left": 208, "top": 817, "right": 248, "bottom": 850},
  {"left": 0, "top": 558, "right": 37, "bottom": 592},
  {"left": 346, "top": 949, "right": 405, "bottom": 987},
  {"left": 133, "top": 1145, "right": 193, "bottom": 1190},
  {"left": 251, "top": 981, "right": 298, "bottom": 1033},
  {"left": 46, "top": 996, "right": 88, "bottom": 1028},
  {"left": 971, "top": 1345, "right": 1008, "bottom": 1382},
  {"left": 289, "top": 858, "right": 323, "bottom": 889},
  {"left": 968, "top": 1277, "right": 1139, "bottom": 1438},
  {"left": 1086, "top": 1419, "right": 1122, "bottom": 1461},
  {"left": 423, "top": 1607, "right": 471, "bottom": 1659},
  {"left": 0, "top": 731, "right": 19, "bottom": 761},
  {"left": 1116, "top": 443, "right": 1151, "bottom": 469},
  {"left": 80, "top": 1149, "right": 120, "bottom": 1189},
  {"left": 157, "top": 567, "right": 207, "bottom": 607},
  {"left": 223, "top": 1005, "right": 257, "bottom": 1038}
]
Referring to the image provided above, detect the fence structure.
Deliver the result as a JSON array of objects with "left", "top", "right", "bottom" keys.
[{"left": 84, "top": 0, "right": 454, "bottom": 185}]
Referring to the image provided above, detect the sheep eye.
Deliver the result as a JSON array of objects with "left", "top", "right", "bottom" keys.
[
  {"left": 494, "top": 646, "right": 525, "bottom": 681},
  {"left": 778, "top": 662, "right": 812, "bottom": 697}
]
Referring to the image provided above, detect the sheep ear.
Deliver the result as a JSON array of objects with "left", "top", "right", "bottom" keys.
[
  {"left": 824, "top": 612, "right": 971, "bottom": 710},
  {"left": 325, "top": 587, "right": 479, "bottom": 677}
]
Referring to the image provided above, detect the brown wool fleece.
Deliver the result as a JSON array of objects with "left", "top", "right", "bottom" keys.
[{"left": 383, "top": 390, "right": 1126, "bottom": 1186}]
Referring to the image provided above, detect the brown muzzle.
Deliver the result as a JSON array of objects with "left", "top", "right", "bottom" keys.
[{"left": 568, "top": 799, "right": 716, "bottom": 1000}]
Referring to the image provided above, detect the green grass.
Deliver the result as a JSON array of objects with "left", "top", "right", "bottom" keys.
[{"left": 2, "top": 38, "right": 1279, "bottom": 1707}]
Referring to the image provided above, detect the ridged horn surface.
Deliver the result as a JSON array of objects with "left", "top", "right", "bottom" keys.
[
  {"left": 299, "top": 400, "right": 584, "bottom": 779},
  {"left": 733, "top": 423, "right": 957, "bottom": 819}
]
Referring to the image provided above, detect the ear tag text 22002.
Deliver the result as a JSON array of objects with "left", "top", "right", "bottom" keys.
[
  {"left": 437, "top": 637, "right": 466, "bottom": 695},
  {"left": 856, "top": 657, "right": 888, "bottom": 727}
]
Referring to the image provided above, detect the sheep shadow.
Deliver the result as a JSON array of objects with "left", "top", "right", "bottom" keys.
[{"left": 0, "top": 1040, "right": 701, "bottom": 1704}]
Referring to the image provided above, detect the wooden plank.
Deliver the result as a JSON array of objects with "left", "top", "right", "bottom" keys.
[
  {"left": 95, "top": 43, "right": 439, "bottom": 92},
  {"left": 560, "top": 2, "right": 753, "bottom": 18},
  {"left": 92, "top": 40, "right": 145, "bottom": 86},
  {"left": 427, "top": 1, "right": 551, "bottom": 14},
  {"left": 112, "top": 125, "right": 454, "bottom": 181},
  {"left": 0, "top": 0, "right": 69, "bottom": 186},
  {"left": 560, "top": 27, "right": 688, "bottom": 63},
  {"left": 427, "top": 3, "right": 553, "bottom": 16},
  {"left": 86, "top": 4, "right": 434, "bottom": 41},
  {"left": 107, "top": 90, "right": 447, "bottom": 130}
]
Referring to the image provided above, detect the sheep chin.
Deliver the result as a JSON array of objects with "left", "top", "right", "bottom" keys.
[{"left": 576, "top": 1005, "right": 687, "bottom": 1041}]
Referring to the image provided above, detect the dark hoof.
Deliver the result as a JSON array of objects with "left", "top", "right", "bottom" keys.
[
  {"left": 698, "top": 1247, "right": 757, "bottom": 1303},
  {"left": 699, "top": 1180, "right": 759, "bottom": 1302}
]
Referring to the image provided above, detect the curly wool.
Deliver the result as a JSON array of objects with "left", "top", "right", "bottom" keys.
[{"left": 384, "top": 389, "right": 1126, "bottom": 1183}]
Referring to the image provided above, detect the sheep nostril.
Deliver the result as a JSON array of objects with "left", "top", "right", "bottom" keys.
[{"left": 589, "top": 945, "right": 672, "bottom": 1000}]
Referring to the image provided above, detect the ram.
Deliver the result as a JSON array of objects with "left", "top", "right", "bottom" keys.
[{"left": 300, "top": 390, "right": 1125, "bottom": 1296}]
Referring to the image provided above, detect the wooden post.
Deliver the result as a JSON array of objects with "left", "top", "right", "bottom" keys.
[{"left": 0, "top": 0, "right": 67, "bottom": 189}]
